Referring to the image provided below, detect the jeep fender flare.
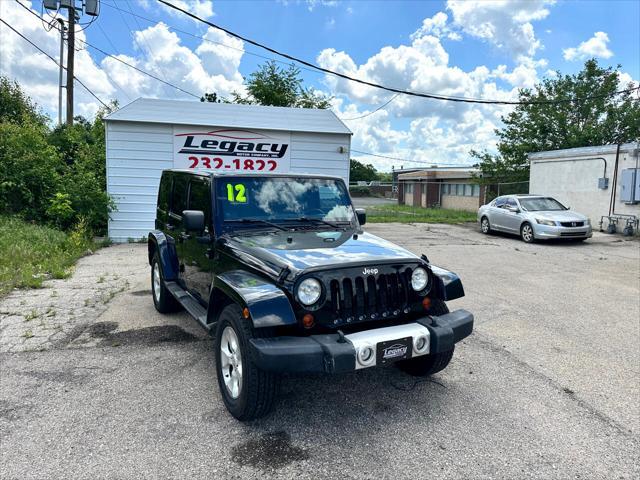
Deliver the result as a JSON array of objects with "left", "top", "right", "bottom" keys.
[
  {"left": 210, "top": 271, "right": 297, "bottom": 329},
  {"left": 147, "top": 230, "right": 179, "bottom": 281},
  {"left": 430, "top": 265, "right": 465, "bottom": 301}
]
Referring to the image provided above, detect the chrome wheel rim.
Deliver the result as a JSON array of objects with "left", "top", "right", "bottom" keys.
[
  {"left": 481, "top": 218, "right": 489, "bottom": 233},
  {"left": 152, "top": 263, "right": 161, "bottom": 303},
  {"left": 220, "top": 326, "right": 243, "bottom": 399},
  {"left": 522, "top": 225, "right": 533, "bottom": 242}
]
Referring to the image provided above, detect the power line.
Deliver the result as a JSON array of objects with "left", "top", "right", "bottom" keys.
[
  {"left": 157, "top": 0, "right": 639, "bottom": 106},
  {"left": 15, "top": 0, "right": 200, "bottom": 99},
  {"left": 341, "top": 94, "right": 400, "bottom": 121},
  {"left": 100, "top": 0, "right": 326, "bottom": 78},
  {"left": 0, "top": 18, "right": 109, "bottom": 109},
  {"left": 351, "top": 149, "right": 474, "bottom": 167},
  {"left": 75, "top": 37, "right": 200, "bottom": 98}
]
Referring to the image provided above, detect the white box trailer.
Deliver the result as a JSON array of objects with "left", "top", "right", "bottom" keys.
[{"left": 105, "top": 98, "right": 352, "bottom": 242}]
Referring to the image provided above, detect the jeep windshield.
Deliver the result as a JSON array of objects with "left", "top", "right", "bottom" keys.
[{"left": 215, "top": 176, "right": 355, "bottom": 232}]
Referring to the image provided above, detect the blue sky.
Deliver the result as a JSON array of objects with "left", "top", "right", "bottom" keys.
[{"left": 2, "top": 0, "right": 638, "bottom": 171}]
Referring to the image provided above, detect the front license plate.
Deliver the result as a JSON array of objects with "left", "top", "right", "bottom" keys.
[{"left": 376, "top": 337, "right": 412, "bottom": 365}]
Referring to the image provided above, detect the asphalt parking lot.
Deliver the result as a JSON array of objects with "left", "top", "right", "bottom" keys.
[{"left": 1, "top": 223, "right": 638, "bottom": 479}]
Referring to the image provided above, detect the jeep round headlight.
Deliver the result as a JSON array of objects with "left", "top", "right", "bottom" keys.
[
  {"left": 411, "top": 267, "right": 429, "bottom": 291},
  {"left": 297, "top": 278, "right": 322, "bottom": 306}
]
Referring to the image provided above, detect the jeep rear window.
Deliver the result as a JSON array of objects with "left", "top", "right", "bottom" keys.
[{"left": 216, "top": 177, "right": 354, "bottom": 226}]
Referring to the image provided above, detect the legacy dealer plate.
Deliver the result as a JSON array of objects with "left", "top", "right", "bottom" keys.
[{"left": 376, "top": 337, "right": 413, "bottom": 365}]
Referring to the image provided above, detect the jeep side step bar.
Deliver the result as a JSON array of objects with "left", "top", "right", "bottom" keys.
[{"left": 164, "top": 281, "right": 211, "bottom": 332}]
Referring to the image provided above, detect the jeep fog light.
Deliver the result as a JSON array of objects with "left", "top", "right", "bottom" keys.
[
  {"left": 297, "top": 278, "right": 322, "bottom": 306},
  {"left": 411, "top": 267, "right": 428, "bottom": 291},
  {"left": 413, "top": 335, "right": 429, "bottom": 354},
  {"left": 357, "top": 344, "right": 375, "bottom": 367}
]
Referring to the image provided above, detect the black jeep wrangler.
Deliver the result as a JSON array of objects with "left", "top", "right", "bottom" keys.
[{"left": 148, "top": 170, "right": 473, "bottom": 420}]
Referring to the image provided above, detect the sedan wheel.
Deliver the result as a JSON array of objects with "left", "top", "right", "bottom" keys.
[
  {"left": 481, "top": 217, "right": 491, "bottom": 234},
  {"left": 521, "top": 223, "right": 535, "bottom": 243}
]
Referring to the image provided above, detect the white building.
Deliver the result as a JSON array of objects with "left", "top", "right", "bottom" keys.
[
  {"left": 104, "top": 98, "right": 352, "bottom": 242},
  {"left": 529, "top": 143, "right": 640, "bottom": 231}
]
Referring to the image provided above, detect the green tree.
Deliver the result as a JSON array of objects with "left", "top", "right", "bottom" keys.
[
  {"left": 473, "top": 59, "right": 640, "bottom": 184},
  {"left": 230, "top": 61, "right": 331, "bottom": 109},
  {"left": 0, "top": 76, "right": 48, "bottom": 126},
  {"left": 349, "top": 159, "right": 379, "bottom": 182}
]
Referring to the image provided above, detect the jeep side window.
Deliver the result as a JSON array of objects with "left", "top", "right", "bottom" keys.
[
  {"left": 157, "top": 174, "right": 171, "bottom": 214},
  {"left": 188, "top": 180, "right": 211, "bottom": 223},
  {"left": 171, "top": 175, "right": 188, "bottom": 216}
]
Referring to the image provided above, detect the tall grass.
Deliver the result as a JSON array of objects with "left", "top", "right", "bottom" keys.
[
  {"left": 367, "top": 205, "right": 477, "bottom": 224},
  {"left": 0, "top": 216, "right": 99, "bottom": 296}
]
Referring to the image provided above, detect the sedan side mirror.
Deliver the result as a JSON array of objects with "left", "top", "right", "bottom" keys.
[
  {"left": 183, "top": 210, "right": 205, "bottom": 232},
  {"left": 355, "top": 208, "right": 366, "bottom": 226},
  {"left": 505, "top": 205, "right": 520, "bottom": 213}
]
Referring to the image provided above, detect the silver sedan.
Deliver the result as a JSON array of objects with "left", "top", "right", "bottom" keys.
[{"left": 477, "top": 195, "right": 593, "bottom": 243}]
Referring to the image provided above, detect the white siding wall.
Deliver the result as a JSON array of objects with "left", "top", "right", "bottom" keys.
[
  {"left": 106, "top": 121, "right": 350, "bottom": 242},
  {"left": 530, "top": 148, "right": 640, "bottom": 225}
]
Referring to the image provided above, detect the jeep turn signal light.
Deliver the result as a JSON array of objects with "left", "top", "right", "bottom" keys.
[
  {"left": 242, "top": 307, "right": 250, "bottom": 319},
  {"left": 422, "top": 297, "right": 432, "bottom": 310},
  {"left": 302, "top": 313, "right": 315, "bottom": 329}
]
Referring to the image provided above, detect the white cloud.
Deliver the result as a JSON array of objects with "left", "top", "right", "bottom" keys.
[
  {"left": 563, "top": 31, "right": 614, "bottom": 61},
  {"left": 319, "top": 15, "right": 546, "bottom": 171},
  {"left": 142, "top": 0, "right": 215, "bottom": 20},
  {"left": 446, "top": 0, "right": 555, "bottom": 59},
  {"left": 1, "top": 1, "right": 245, "bottom": 120}
]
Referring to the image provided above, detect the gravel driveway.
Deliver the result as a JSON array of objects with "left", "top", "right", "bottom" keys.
[{"left": 1, "top": 224, "right": 638, "bottom": 479}]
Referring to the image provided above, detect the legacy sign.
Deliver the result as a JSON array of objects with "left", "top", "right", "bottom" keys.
[{"left": 173, "top": 127, "right": 291, "bottom": 173}]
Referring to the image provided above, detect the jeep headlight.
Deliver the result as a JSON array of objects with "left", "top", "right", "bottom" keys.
[
  {"left": 536, "top": 218, "right": 556, "bottom": 226},
  {"left": 411, "top": 267, "right": 429, "bottom": 292},
  {"left": 297, "top": 278, "right": 322, "bottom": 306}
]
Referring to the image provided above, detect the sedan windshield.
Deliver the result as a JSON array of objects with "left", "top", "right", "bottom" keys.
[
  {"left": 216, "top": 176, "right": 355, "bottom": 227},
  {"left": 519, "top": 197, "right": 566, "bottom": 211}
]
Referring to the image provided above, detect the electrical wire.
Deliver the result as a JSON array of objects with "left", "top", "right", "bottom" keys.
[
  {"left": 75, "top": 37, "right": 200, "bottom": 98},
  {"left": 100, "top": 0, "right": 325, "bottom": 78},
  {"left": 157, "top": 0, "right": 639, "bottom": 106},
  {"left": 351, "top": 149, "right": 475, "bottom": 167},
  {"left": 15, "top": 0, "right": 197, "bottom": 99},
  {"left": 95, "top": 22, "right": 134, "bottom": 102},
  {"left": 0, "top": 19, "right": 110, "bottom": 109},
  {"left": 341, "top": 94, "right": 400, "bottom": 120}
]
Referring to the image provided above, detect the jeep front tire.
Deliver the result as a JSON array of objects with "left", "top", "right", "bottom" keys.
[{"left": 215, "top": 304, "right": 278, "bottom": 421}]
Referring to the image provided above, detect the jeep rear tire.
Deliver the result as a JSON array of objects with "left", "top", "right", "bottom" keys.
[
  {"left": 397, "top": 299, "right": 455, "bottom": 377},
  {"left": 215, "top": 304, "right": 278, "bottom": 421},
  {"left": 151, "top": 254, "right": 180, "bottom": 313}
]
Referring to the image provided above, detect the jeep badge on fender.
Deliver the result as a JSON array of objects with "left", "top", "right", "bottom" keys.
[{"left": 148, "top": 170, "right": 474, "bottom": 421}]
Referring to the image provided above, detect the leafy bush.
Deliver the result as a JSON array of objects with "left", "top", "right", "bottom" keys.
[{"left": 0, "top": 78, "right": 115, "bottom": 234}]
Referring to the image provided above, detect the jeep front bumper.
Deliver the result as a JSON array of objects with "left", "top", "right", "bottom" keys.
[{"left": 249, "top": 309, "right": 473, "bottom": 374}]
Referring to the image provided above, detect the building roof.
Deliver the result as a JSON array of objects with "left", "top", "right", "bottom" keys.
[
  {"left": 105, "top": 98, "right": 352, "bottom": 135},
  {"left": 528, "top": 142, "right": 639, "bottom": 161},
  {"left": 398, "top": 167, "right": 477, "bottom": 181}
]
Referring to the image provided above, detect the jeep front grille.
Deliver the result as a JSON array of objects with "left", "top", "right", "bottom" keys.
[{"left": 328, "top": 270, "right": 412, "bottom": 322}]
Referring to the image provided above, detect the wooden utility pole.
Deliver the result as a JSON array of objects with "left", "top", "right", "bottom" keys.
[{"left": 65, "top": 7, "right": 75, "bottom": 125}]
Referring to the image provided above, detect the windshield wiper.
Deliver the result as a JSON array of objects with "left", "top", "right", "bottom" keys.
[
  {"left": 289, "top": 217, "right": 348, "bottom": 229},
  {"left": 224, "top": 218, "right": 288, "bottom": 231}
]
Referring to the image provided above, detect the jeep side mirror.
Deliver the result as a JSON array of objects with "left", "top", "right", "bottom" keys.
[
  {"left": 355, "top": 208, "right": 366, "bottom": 226},
  {"left": 183, "top": 210, "right": 205, "bottom": 232}
]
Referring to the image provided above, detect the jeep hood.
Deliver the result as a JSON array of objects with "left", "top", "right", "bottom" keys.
[{"left": 227, "top": 230, "right": 419, "bottom": 272}]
